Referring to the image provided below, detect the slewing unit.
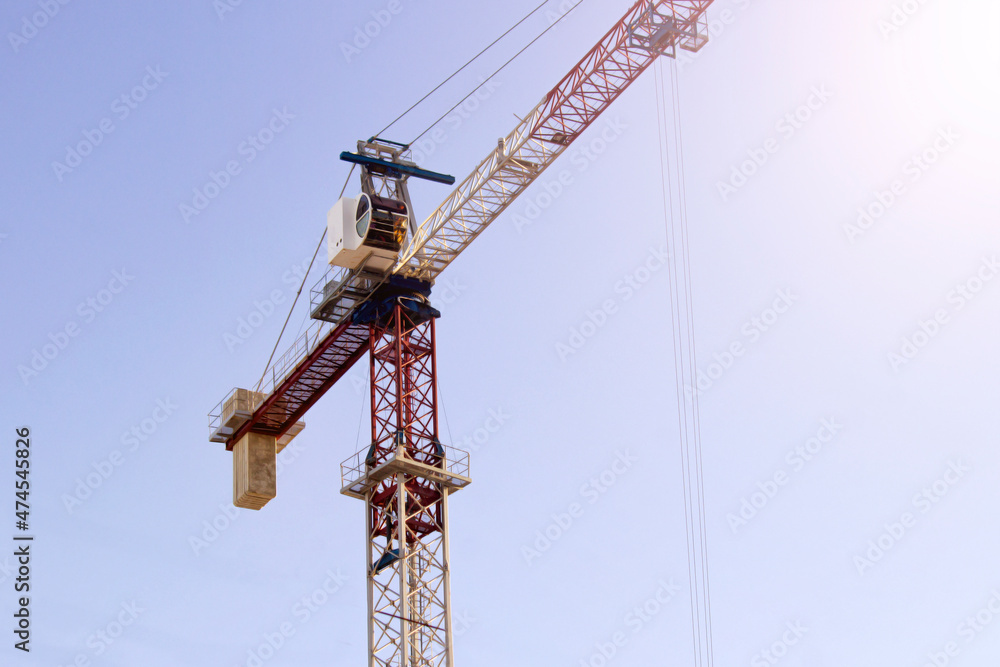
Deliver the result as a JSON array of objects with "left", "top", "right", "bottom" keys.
[
  {"left": 328, "top": 144, "right": 455, "bottom": 276},
  {"left": 328, "top": 192, "right": 409, "bottom": 274}
]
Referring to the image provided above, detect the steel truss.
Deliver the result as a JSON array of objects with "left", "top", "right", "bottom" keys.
[
  {"left": 211, "top": 1, "right": 713, "bottom": 452},
  {"left": 349, "top": 302, "right": 466, "bottom": 667},
  {"left": 209, "top": 0, "right": 721, "bottom": 661},
  {"left": 218, "top": 320, "right": 370, "bottom": 449},
  {"left": 396, "top": 0, "right": 712, "bottom": 282}
]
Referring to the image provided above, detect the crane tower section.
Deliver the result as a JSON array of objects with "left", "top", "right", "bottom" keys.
[
  {"left": 343, "top": 296, "right": 470, "bottom": 667},
  {"left": 333, "top": 142, "right": 470, "bottom": 667}
]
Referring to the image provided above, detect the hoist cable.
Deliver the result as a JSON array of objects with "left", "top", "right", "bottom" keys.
[
  {"left": 669, "top": 58, "right": 716, "bottom": 667},
  {"left": 654, "top": 60, "right": 703, "bottom": 667},
  {"left": 376, "top": 0, "right": 553, "bottom": 138},
  {"left": 409, "top": 0, "right": 585, "bottom": 147},
  {"left": 655, "top": 57, "right": 715, "bottom": 667},
  {"left": 254, "top": 165, "right": 356, "bottom": 393}
]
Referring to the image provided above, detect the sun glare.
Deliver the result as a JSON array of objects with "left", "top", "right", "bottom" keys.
[{"left": 935, "top": 0, "right": 1000, "bottom": 130}]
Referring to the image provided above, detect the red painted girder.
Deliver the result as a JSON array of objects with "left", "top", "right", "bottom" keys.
[
  {"left": 222, "top": 1, "right": 714, "bottom": 449},
  {"left": 225, "top": 320, "right": 371, "bottom": 450},
  {"left": 534, "top": 0, "right": 713, "bottom": 143}
]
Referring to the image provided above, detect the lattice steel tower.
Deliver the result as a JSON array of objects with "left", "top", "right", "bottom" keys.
[{"left": 338, "top": 140, "right": 471, "bottom": 667}]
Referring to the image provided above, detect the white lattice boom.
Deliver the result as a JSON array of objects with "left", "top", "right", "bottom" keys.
[{"left": 395, "top": 0, "right": 711, "bottom": 282}]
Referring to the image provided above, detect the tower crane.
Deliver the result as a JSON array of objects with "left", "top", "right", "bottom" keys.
[{"left": 209, "top": 2, "right": 715, "bottom": 665}]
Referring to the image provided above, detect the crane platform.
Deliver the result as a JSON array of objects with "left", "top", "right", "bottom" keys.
[
  {"left": 209, "top": 318, "right": 370, "bottom": 450},
  {"left": 340, "top": 440, "right": 471, "bottom": 500}
]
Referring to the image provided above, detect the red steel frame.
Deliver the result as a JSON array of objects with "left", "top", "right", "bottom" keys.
[
  {"left": 368, "top": 306, "right": 439, "bottom": 467},
  {"left": 222, "top": 1, "right": 714, "bottom": 452},
  {"left": 398, "top": 0, "right": 713, "bottom": 280},
  {"left": 364, "top": 302, "right": 453, "bottom": 667},
  {"left": 535, "top": 0, "right": 712, "bottom": 143},
  {"left": 213, "top": 1, "right": 718, "bottom": 662},
  {"left": 225, "top": 321, "right": 370, "bottom": 450}
]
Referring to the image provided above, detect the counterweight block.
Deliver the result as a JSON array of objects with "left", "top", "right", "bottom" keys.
[{"left": 233, "top": 432, "right": 277, "bottom": 510}]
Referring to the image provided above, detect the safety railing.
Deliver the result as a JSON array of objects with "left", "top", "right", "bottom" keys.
[
  {"left": 310, "top": 264, "right": 387, "bottom": 325},
  {"left": 341, "top": 442, "right": 471, "bottom": 496},
  {"left": 208, "top": 387, "right": 266, "bottom": 443}
]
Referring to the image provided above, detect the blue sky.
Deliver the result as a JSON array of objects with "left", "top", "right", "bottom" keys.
[{"left": 2, "top": 0, "right": 1000, "bottom": 665}]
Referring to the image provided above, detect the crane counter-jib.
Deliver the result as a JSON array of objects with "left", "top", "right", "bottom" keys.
[{"left": 209, "top": 319, "right": 370, "bottom": 450}]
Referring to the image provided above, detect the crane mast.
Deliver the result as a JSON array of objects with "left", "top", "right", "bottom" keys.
[{"left": 208, "top": 2, "right": 714, "bottom": 665}]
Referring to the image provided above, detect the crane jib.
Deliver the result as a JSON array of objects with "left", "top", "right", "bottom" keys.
[{"left": 395, "top": 0, "right": 713, "bottom": 281}]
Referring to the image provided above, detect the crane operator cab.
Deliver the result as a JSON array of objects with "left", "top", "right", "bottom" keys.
[{"left": 327, "top": 192, "right": 409, "bottom": 275}]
